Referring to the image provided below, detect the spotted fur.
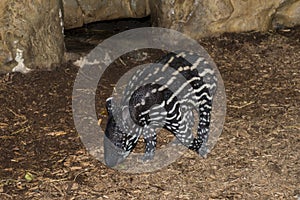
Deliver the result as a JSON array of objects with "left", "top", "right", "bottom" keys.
[{"left": 104, "top": 51, "right": 217, "bottom": 167}]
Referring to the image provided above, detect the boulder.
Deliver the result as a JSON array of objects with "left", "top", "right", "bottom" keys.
[
  {"left": 63, "top": 0, "right": 151, "bottom": 29},
  {"left": 150, "top": 0, "right": 300, "bottom": 39},
  {"left": 0, "top": 0, "right": 64, "bottom": 73},
  {"left": 273, "top": 0, "right": 300, "bottom": 28}
]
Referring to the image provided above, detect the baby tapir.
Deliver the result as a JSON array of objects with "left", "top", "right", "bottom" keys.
[{"left": 104, "top": 51, "right": 217, "bottom": 167}]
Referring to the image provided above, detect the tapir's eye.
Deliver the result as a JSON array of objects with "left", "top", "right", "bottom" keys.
[{"left": 115, "top": 142, "right": 122, "bottom": 148}]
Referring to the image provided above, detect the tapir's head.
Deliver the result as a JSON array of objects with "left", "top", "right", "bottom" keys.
[{"left": 104, "top": 97, "right": 137, "bottom": 167}]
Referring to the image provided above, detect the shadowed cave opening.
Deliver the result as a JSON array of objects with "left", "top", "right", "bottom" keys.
[{"left": 64, "top": 16, "right": 152, "bottom": 54}]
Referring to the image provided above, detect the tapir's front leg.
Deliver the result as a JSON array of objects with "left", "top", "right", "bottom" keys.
[{"left": 142, "top": 128, "right": 157, "bottom": 161}]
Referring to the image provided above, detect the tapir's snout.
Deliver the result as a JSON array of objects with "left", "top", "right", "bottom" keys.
[{"left": 104, "top": 135, "right": 129, "bottom": 167}]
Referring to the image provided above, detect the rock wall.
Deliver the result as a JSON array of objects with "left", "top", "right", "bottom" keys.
[
  {"left": 150, "top": 0, "right": 300, "bottom": 39},
  {"left": 0, "top": 0, "right": 299, "bottom": 73},
  {"left": 63, "top": 0, "right": 300, "bottom": 35},
  {"left": 63, "top": 0, "right": 151, "bottom": 29},
  {"left": 0, "top": 0, "right": 64, "bottom": 73},
  {"left": 273, "top": 0, "right": 300, "bottom": 28}
]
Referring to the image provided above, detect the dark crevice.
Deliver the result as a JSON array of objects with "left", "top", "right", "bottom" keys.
[{"left": 64, "top": 16, "right": 151, "bottom": 54}]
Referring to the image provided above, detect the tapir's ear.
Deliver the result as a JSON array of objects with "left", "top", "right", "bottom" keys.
[
  {"left": 122, "top": 106, "right": 130, "bottom": 121},
  {"left": 106, "top": 97, "right": 113, "bottom": 115},
  {"left": 122, "top": 106, "right": 133, "bottom": 127}
]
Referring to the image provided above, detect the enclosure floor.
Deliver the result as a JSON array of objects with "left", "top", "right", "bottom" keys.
[{"left": 0, "top": 26, "right": 299, "bottom": 199}]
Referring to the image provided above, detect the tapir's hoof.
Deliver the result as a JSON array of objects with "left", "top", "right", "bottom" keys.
[
  {"left": 141, "top": 152, "right": 155, "bottom": 162},
  {"left": 198, "top": 143, "right": 210, "bottom": 158}
]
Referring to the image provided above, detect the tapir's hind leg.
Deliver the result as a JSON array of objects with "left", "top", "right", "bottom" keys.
[
  {"left": 196, "top": 97, "right": 212, "bottom": 157},
  {"left": 142, "top": 128, "right": 157, "bottom": 161},
  {"left": 170, "top": 99, "right": 212, "bottom": 158}
]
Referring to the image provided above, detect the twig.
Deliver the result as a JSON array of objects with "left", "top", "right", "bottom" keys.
[
  {"left": 51, "top": 182, "right": 65, "bottom": 197},
  {"left": 229, "top": 101, "right": 254, "bottom": 109},
  {"left": 12, "top": 126, "right": 30, "bottom": 135},
  {"left": 73, "top": 169, "right": 89, "bottom": 182},
  {"left": 286, "top": 125, "right": 300, "bottom": 130},
  {"left": 7, "top": 108, "right": 26, "bottom": 119},
  {"left": 119, "top": 57, "right": 126, "bottom": 66},
  {"left": 0, "top": 193, "right": 13, "bottom": 199}
]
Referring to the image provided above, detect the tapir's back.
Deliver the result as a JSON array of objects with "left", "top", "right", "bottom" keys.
[{"left": 123, "top": 51, "right": 217, "bottom": 128}]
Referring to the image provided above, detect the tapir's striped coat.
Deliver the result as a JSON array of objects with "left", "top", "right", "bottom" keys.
[{"left": 104, "top": 51, "right": 217, "bottom": 167}]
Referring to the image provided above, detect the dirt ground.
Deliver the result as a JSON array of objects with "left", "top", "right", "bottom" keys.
[{"left": 0, "top": 19, "right": 299, "bottom": 199}]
